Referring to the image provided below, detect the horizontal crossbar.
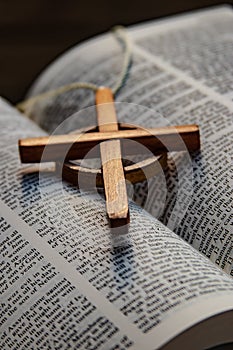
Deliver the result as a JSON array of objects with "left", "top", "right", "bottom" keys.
[{"left": 19, "top": 124, "right": 200, "bottom": 163}]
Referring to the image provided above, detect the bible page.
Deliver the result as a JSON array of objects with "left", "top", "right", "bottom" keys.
[
  {"left": 26, "top": 6, "right": 233, "bottom": 275},
  {"left": 0, "top": 94, "right": 233, "bottom": 348}
]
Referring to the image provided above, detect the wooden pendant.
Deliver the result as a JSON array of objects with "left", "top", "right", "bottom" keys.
[{"left": 18, "top": 87, "right": 200, "bottom": 229}]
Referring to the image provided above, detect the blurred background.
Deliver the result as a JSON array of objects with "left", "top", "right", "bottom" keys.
[{"left": 0, "top": 0, "right": 232, "bottom": 103}]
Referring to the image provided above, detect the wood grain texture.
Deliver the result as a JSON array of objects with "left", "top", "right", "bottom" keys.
[
  {"left": 19, "top": 124, "right": 200, "bottom": 163},
  {"left": 100, "top": 140, "right": 129, "bottom": 225},
  {"left": 96, "top": 87, "right": 119, "bottom": 132},
  {"left": 96, "top": 87, "right": 129, "bottom": 227}
]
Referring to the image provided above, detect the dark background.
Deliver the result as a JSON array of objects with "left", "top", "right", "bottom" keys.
[{"left": 0, "top": 0, "right": 232, "bottom": 104}]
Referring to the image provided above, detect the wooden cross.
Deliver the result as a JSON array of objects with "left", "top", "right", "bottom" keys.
[{"left": 19, "top": 87, "right": 200, "bottom": 228}]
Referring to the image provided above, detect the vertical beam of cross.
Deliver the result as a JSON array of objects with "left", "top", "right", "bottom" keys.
[{"left": 96, "top": 87, "right": 129, "bottom": 228}]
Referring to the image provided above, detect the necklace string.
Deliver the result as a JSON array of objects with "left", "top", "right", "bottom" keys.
[{"left": 16, "top": 26, "right": 133, "bottom": 115}]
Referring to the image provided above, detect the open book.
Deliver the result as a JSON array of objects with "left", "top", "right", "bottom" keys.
[{"left": 1, "top": 5, "right": 233, "bottom": 350}]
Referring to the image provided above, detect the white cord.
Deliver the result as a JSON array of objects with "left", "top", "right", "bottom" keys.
[
  {"left": 111, "top": 25, "right": 132, "bottom": 95},
  {"left": 16, "top": 26, "right": 133, "bottom": 114},
  {"left": 16, "top": 82, "right": 99, "bottom": 112}
]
